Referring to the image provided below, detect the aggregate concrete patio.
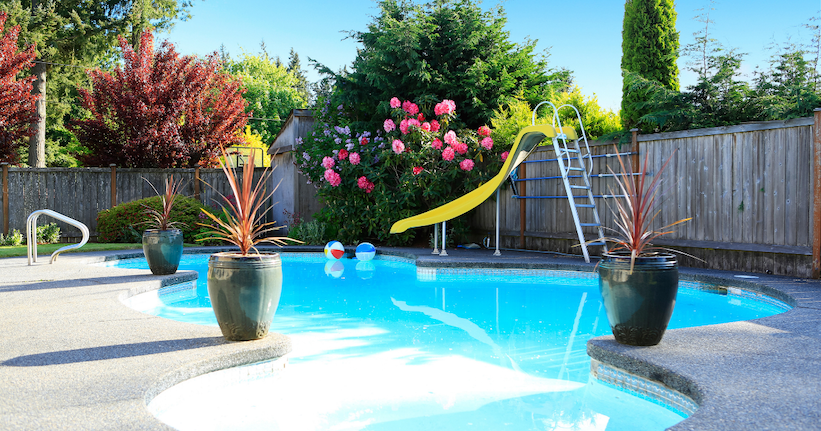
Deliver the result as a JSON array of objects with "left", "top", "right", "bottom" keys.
[{"left": 0, "top": 246, "right": 819, "bottom": 430}]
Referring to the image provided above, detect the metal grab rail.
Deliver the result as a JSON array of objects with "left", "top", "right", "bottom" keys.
[{"left": 27, "top": 209, "right": 89, "bottom": 265}]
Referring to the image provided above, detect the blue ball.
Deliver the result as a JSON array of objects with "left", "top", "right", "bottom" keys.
[
  {"left": 324, "top": 241, "right": 345, "bottom": 260},
  {"left": 355, "top": 242, "right": 376, "bottom": 261}
]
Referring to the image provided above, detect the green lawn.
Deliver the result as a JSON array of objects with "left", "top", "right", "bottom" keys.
[{"left": 0, "top": 243, "right": 143, "bottom": 258}]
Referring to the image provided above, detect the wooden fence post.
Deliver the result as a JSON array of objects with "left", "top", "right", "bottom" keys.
[
  {"left": 631, "top": 128, "right": 640, "bottom": 172},
  {"left": 519, "top": 163, "right": 526, "bottom": 249},
  {"left": 194, "top": 167, "right": 201, "bottom": 202},
  {"left": 812, "top": 109, "right": 821, "bottom": 278},
  {"left": 110, "top": 164, "right": 117, "bottom": 208},
  {"left": 2, "top": 162, "right": 8, "bottom": 235}
]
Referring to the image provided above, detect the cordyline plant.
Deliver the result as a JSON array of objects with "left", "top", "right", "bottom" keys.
[
  {"left": 0, "top": 12, "right": 38, "bottom": 164},
  {"left": 597, "top": 146, "right": 690, "bottom": 271},
  {"left": 198, "top": 149, "right": 300, "bottom": 255},
  {"left": 142, "top": 175, "right": 186, "bottom": 231}
]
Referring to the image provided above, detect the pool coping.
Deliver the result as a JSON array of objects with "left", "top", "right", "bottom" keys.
[{"left": 2, "top": 245, "right": 819, "bottom": 430}]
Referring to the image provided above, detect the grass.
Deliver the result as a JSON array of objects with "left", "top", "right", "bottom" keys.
[{"left": 0, "top": 243, "right": 143, "bottom": 258}]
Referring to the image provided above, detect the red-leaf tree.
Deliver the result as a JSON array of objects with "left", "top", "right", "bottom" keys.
[
  {"left": 72, "top": 31, "right": 249, "bottom": 168},
  {"left": 0, "top": 12, "right": 38, "bottom": 165}
]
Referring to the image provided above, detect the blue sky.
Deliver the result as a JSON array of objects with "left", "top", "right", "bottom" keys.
[{"left": 160, "top": 0, "right": 820, "bottom": 112}]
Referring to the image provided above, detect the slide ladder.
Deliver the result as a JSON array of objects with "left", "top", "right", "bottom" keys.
[{"left": 538, "top": 102, "right": 608, "bottom": 263}]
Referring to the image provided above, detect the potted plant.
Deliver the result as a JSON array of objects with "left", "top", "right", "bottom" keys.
[
  {"left": 198, "top": 149, "right": 300, "bottom": 341},
  {"left": 596, "top": 147, "right": 691, "bottom": 346},
  {"left": 142, "top": 176, "right": 185, "bottom": 275}
]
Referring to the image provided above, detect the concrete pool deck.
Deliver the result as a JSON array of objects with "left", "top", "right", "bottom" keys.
[{"left": 0, "top": 245, "right": 819, "bottom": 430}]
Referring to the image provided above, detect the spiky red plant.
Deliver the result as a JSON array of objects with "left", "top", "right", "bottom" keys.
[
  {"left": 198, "top": 148, "right": 299, "bottom": 254},
  {"left": 599, "top": 146, "right": 690, "bottom": 271},
  {"left": 142, "top": 175, "right": 186, "bottom": 231}
]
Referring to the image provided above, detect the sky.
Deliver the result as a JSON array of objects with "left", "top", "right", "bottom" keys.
[{"left": 160, "top": 0, "right": 821, "bottom": 112}]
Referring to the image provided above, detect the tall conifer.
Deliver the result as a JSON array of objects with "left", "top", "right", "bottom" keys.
[{"left": 621, "top": 0, "right": 679, "bottom": 130}]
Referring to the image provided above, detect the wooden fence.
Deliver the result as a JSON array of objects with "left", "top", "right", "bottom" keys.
[
  {"left": 471, "top": 114, "right": 819, "bottom": 277},
  {"left": 0, "top": 165, "right": 277, "bottom": 240}
]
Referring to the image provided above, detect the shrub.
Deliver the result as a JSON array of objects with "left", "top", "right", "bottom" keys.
[
  {"left": 97, "top": 195, "right": 212, "bottom": 243},
  {"left": 35, "top": 223, "right": 61, "bottom": 244},
  {"left": 296, "top": 96, "right": 509, "bottom": 245},
  {"left": 285, "top": 212, "right": 327, "bottom": 245},
  {"left": 0, "top": 229, "right": 23, "bottom": 246}
]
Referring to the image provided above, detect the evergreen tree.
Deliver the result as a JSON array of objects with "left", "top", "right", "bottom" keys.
[
  {"left": 321, "top": 0, "right": 568, "bottom": 130},
  {"left": 287, "top": 48, "right": 311, "bottom": 104},
  {"left": 621, "top": 0, "right": 680, "bottom": 130}
]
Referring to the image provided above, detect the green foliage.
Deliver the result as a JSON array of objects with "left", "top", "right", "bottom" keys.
[
  {"left": 624, "top": 13, "right": 821, "bottom": 133},
  {"left": 224, "top": 51, "right": 308, "bottom": 145},
  {"left": 35, "top": 223, "right": 61, "bottom": 244},
  {"left": 286, "top": 218, "right": 327, "bottom": 245},
  {"left": 0, "top": 229, "right": 23, "bottom": 246},
  {"left": 621, "top": 0, "right": 680, "bottom": 130},
  {"left": 96, "top": 195, "right": 211, "bottom": 243},
  {"left": 321, "top": 0, "right": 570, "bottom": 131},
  {"left": 297, "top": 96, "right": 509, "bottom": 245},
  {"left": 490, "top": 93, "right": 620, "bottom": 149},
  {"left": 45, "top": 127, "right": 85, "bottom": 167}
]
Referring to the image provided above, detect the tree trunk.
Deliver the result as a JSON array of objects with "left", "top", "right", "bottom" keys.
[{"left": 28, "top": 60, "right": 46, "bottom": 168}]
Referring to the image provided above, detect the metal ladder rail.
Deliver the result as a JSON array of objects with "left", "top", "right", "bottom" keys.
[
  {"left": 27, "top": 209, "right": 89, "bottom": 265},
  {"left": 551, "top": 104, "right": 606, "bottom": 263}
]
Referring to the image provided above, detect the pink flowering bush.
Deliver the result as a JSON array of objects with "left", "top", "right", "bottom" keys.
[{"left": 295, "top": 96, "right": 510, "bottom": 244}]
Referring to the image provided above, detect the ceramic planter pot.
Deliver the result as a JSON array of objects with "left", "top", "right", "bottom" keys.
[
  {"left": 142, "top": 229, "right": 183, "bottom": 275},
  {"left": 207, "top": 252, "right": 283, "bottom": 341},
  {"left": 597, "top": 252, "right": 679, "bottom": 346}
]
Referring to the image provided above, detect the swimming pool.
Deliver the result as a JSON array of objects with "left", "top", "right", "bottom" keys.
[{"left": 121, "top": 253, "right": 789, "bottom": 431}]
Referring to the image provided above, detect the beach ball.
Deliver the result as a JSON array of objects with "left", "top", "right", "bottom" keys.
[
  {"left": 324, "top": 241, "right": 345, "bottom": 260},
  {"left": 324, "top": 260, "right": 345, "bottom": 278},
  {"left": 355, "top": 242, "right": 376, "bottom": 261},
  {"left": 356, "top": 261, "right": 376, "bottom": 279}
]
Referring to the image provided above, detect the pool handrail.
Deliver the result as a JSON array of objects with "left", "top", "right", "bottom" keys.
[{"left": 27, "top": 209, "right": 89, "bottom": 265}]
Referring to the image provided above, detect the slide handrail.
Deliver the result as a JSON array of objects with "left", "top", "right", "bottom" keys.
[{"left": 27, "top": 209, "right": 89, "bottom": 265}]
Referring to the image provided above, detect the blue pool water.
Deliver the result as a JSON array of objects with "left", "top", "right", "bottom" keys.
[{"left": 119, "top": 253, "right": 789, "bottom": 431}]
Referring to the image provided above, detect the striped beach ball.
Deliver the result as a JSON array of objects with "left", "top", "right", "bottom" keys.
[
  {"left": 324, "top": 241, "right": 345, "bottom": 260},
  {"left": 355, "top": 242, "right": 376, "bottom": 261}
]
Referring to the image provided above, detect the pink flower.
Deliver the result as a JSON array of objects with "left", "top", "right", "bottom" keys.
[
  {"left": 383, "top": 119, "right": 396, "bottom": 133},
  {"left": 417, "top": 113, "right": 425, "bottom": 122},
  {"left": 349, "top": 152, "right": 361, "bottom": 165},
  {"left": 444, "top": 130, "right": 458, "bottom": 146},
  {"left": 408, "top": 118, "right": 421, "bottom": 129},
  {"left": 390, "top": 97, "right": 401, "bottom": 108},
  {"left": 392, "top": 139, "right": 405, "bottom": 154},
  {"left": 412, "top": 166, "right": 424, "bottom": 175},
  {"left": 430, "top": 120, "right": 440, "bottom": 132},
  {"left": 421, "top": 122, "right": 431, "bottom": 132},
  {"left": 322, "top": 156, "right": 335, "bottom": 169},
  {"left": 402, "top": 100, "right": 419, "bottom": 116},
  {"left": 399, "top": 119, "right": 410, "bottom": 134},
  {"left": 357, "top": 176, "right": 375, "bottom": 193},
  {"left": 324, "top": 169, "right": 341, "bottom": 187},
  {"left": 442, "top": 146, "right": 455, "bottom": 161},
  {"left": 481, "top": 137, "right": 493, "bottom": 150},
  {"left": 338, "top": 149, "right": 349, "bottom": 160},
  {"left": 478, "top": 126, "right": 491, "bottom": 137},
  {"left": 501, "top": 151, "right": 509, "bottom": 162},
  {"left": 434, "top": 99, "right": 456, "bottom": 116},
  {"left": 431, "top": 138, "right": 443, "bottom": 150},
  {"left": 454, "top": 142, "right": 468, "bottom": 155},
  {"left": 459, "top": 159, "right": 474, "bottom": 171}
]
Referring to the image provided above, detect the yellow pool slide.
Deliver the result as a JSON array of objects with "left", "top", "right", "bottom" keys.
[{"left": 390, "top": 124, "right": 577, "bottom": 234}]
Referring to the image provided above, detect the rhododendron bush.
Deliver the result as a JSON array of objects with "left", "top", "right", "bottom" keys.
[{"left": 296, "top": 97, "right": 510, "bottom": 244}]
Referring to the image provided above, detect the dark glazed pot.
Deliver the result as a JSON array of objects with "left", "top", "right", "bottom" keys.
[
  {"left": 142, "top": 229, "right": 183, "bottom": 275},
  {"left": 598, "top": 252, "right": 679, "bottom": 346},
  {"left": 207, "top": 252, "right": 283, "bottom": 341}
]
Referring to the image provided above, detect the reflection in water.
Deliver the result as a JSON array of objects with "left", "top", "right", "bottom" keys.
[{"left": 117, "top": 254, "right": 786, "bottom": 431}]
